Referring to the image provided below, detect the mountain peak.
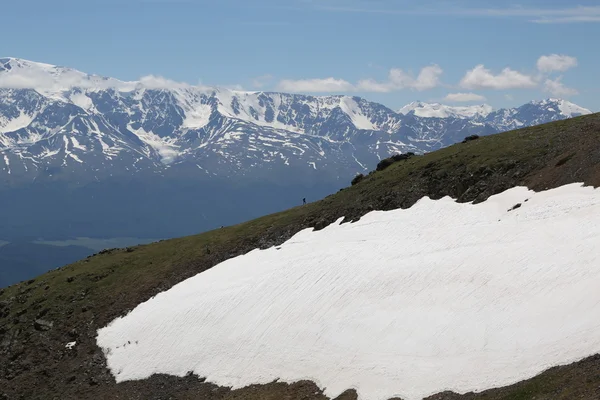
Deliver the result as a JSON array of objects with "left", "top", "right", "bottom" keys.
[
  {"left": 0, "top": 57, "right": 66, "bottom": 73},
  {"left": 0, "top": 57, "right": 137, "bottom": 96},
  {"left": 529, "top": 98, "right": 592, "bottom": 117}
]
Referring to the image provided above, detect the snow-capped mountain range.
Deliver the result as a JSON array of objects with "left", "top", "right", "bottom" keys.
[{"left": 0, "top": 58, "right": 593, "bottom": 183}]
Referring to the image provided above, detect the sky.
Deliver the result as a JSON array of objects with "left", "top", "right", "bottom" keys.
[{"left": 2, "top": 0, "right": 599, "bottom": 111}]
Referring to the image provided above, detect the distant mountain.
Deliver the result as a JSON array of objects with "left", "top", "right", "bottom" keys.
[
  {"left": 0, "top": 58, "right": 592, "bottom": 185},
  {"left": 0, "top": 57, "right": 593, "bottom": 241}
]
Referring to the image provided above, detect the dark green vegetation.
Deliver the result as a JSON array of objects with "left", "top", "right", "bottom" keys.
[
  {"left": 462, "top": 134, "right": 480, "bottom": 143},
  {"left": 351, "top": 173, "right": 365, "bottom": 186},
  {"left": 2, "top": 113, "right": 600, "bottom": 399},
  {"left": 375, "top": 152, "right": 416, "bottom": 172}
]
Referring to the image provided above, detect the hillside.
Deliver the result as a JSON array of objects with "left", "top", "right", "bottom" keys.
[{"left": 1, "top": 113, "right": 600, "bottom": 399}]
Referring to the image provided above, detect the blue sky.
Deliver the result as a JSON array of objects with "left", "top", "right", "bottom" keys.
[{"left": 2, "top": 0, "right": 599, "bottom": 110}]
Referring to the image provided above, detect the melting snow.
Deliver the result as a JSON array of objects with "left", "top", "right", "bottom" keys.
[
  {"left": 181, "top": 103, "right": 212, "bottom": 129},
  {"left": 0, "top": 110, "right": 34, "bottom": 134},
  {"left": 555, "top": 99, "right": 592, "bottom": 117},
  {"left": 69, "top": 153, "right": 83, "bottom": 163},
  {"left": 2, "top": 154, "right": 9, "bottom": 174},
  {"left": 127, "top": 125, "right": 180, "bottom": 164},
  {"left": 98, "top": 183, "right": 600, "bottom": 400},
  {"left": 339, "top": 97, "right": 376, "bottom": 130},
  {"left": 69, "top": 91, "right": 94, "bottom": 112},
  {"left": 70, "top": 136, "right": 87, "bottom": 151},
  {"left": 398, "top": 102, "right": 493, "bottom": 119}
]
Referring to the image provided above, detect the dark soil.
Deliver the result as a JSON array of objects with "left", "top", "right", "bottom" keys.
[{"left": 1, "top": 113, "right": 600, "bottom": 399}]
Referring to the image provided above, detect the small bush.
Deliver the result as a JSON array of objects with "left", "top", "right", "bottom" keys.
[
  {"left": 391, "top": 152, "right": 415, "bottom": 162},
  {"left": 376, "top": 157, "right": 395, "bottom": 171},
  {"left": 377, "top": 152, "right": 415, "bottom": 171},
  {"left": 351, "top": 173, "right": 365, "bottom": 185},
  {"left": 462, "top": 135, "right": 480, "bottom": 143}
]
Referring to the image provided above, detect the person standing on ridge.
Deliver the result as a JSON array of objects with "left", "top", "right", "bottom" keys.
[{"left": 303, "top": 198, "right": 306, "bottom": 205}]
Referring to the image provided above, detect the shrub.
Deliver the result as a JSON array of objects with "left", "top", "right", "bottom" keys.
[
  {"left": 377, "top": 152, "right": 415, "bottom": 171},
  {"left": 391, "top": 152, "right": 415, "bottom": 162},
  {"left": 351, "top": 173, "right": 365, "bottom": 185},
  {"left": 462, "top": 134, "right": 480, "bottom": 143},
  {"left": 376, "top": 157, "right": 395, "bottom": 171}
]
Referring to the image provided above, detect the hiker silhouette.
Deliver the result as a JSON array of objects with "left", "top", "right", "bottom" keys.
[{"left": 303, "top": 198, "right": 306, "bottom": 205}]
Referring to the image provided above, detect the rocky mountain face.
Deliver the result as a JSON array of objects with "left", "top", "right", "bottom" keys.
[{"left": 0, "top": 57, "right": 593, "bottom": 241}]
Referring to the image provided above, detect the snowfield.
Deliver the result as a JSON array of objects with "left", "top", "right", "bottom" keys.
[{"left": 97, "top": 183, "right": 600, "bottom": 400}]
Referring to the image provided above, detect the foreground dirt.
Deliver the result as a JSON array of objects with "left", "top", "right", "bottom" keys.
[{"left": 1, "top": 114, "right": 600, "bottom": 399}]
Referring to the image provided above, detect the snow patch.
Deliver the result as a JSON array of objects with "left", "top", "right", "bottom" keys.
[
  {"left": 0, "top": 110, "right": 34, "bottom": 133},
  {"left": 69, "top": 91, "right": 94, "bottom": 111},
  {"left": 128, "top": 125, "right": 180, "bottom": 164},
  {"left": 70, "top": 136, "right": 86, "bottom": 151},
  {"left": 182, "top": 103, "right": 212, "bottom": 129},
  {"left": 2, "top": 154, "right": 10, "bottom": 174},
  {"left": 339, "top": 97, "right": 376, "bottom": 130},
  {"left": 97, "top": 183, "right": 600, "bottom": 400},
  {"left": 556, "top": 99, "right": 592, "bottom": 117},
  {"left": 398, "top": 102, "right": 493, "bottom": 119}
]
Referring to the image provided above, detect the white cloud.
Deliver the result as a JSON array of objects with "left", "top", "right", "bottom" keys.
[
  {"left": 0, "top": 67, "right": 136, "bottom": 92},
  {"left": 444, "top": 92, "right": 487, "bottom": 103},
  {"left": 139, "top": 75, "right": 195, "bottom": 90},
  {"left": 413, "top": 65, "right": 444, "bottom": 91},
  {"left": 355, "top": 78, "right": 395, "bottom": 93},
  {"left": 537, "top": 54, "right": 578, "bottom": 73},
  {"left": 0, "top": 59, "right": 212, "bottom": 93},
  {"left": 277, "top": 77, "right": 355, "bottom": 93},
  {"left": 357, "top": 65, "right": 443, "bottom": 93},
  {"left": 544, "top": 77, "right": 578, "bottom": 97},
  {"left": 533, "top": 15, "right": 600, "bottom": 23},
  {"left": 252, "top": 74, "right": 273, "bottom": 89},
  {"left": 278, "top": 65, "right": 443, "bottom": 94},
  {"left": 460, "top": 65, "right": 537, "bottom": 90},
  {"left": 314, "top": 3, "right": 600, "bottom": 24}
]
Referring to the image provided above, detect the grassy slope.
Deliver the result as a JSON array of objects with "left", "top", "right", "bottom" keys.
[{"left": 1, "top": 113, "right": 600, "bottom": 399}]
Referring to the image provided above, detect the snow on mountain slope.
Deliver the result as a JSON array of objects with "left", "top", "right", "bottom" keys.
[
  {"left": 97, "top": 183, "right": 600, "bottom": 400},
  {"left": 0, "top": 57, "right": 137, "bottom": 98},
  {"left": 398, "top": 101, "right": 493, "bottom": 119},
  {"left": 339, "top": 96, "right": 377, "bottom": 130},
  {"left": 544, "top": 98, "right": 591, "bottom": 117},
  {"left": 0, "top": 58, "right": 593, "bottom": 183}
]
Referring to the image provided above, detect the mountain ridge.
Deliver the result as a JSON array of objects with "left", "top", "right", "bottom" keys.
[{"left": 0, "top": 57, "right": 593, "bottom": 185}]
